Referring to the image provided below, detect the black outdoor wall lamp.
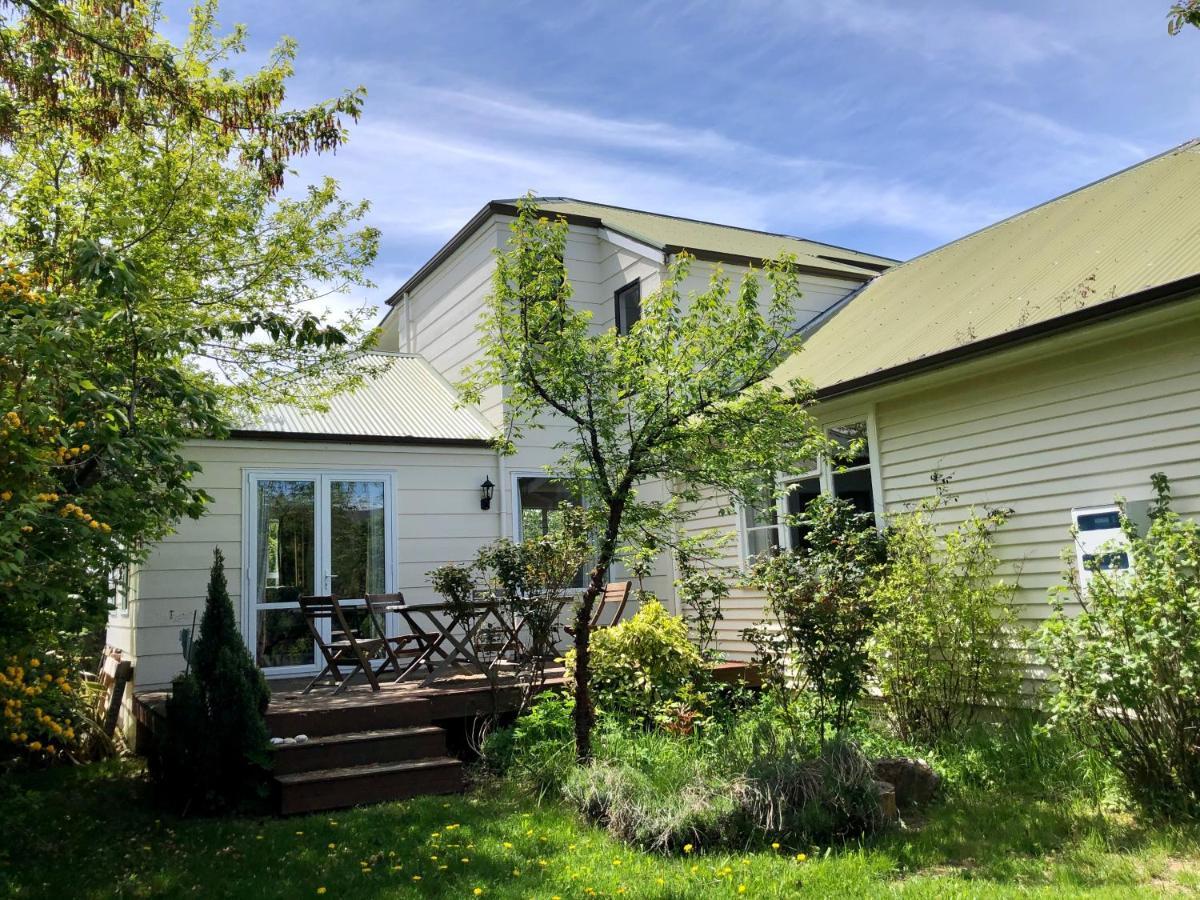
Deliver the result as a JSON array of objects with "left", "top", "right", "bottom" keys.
[{"left": 480, "top": 475, "right": 495, "bottom": 510}]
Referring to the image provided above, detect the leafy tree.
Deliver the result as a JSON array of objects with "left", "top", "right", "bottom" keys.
[
  {"left": 0, "top": 1, "right": 378, "bottom": 651},
  {"left": 1169, "top": 0, "right": 1200, "bottom": 33},
  {"left": 459, "top": 197, "right": 831, "bottom": 760}
]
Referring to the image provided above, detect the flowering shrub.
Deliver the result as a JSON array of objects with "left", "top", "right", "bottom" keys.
[
  {"left": 1041, "top": 473, "right": 1200, "bottom": 819},
  {"left": 1, "top": 654, "right": 80, "bottom": 761}
]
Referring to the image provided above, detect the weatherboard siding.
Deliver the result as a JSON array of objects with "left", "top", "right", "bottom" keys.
[
  {"left": 872, "top": 300, "right": 1200, "bottom": 628},
  {"left": 115, "top": 438, "right": 500, "bottom": 689},
  {"left": 681, "top": 299, "right": 1200, "bottom": 665}
]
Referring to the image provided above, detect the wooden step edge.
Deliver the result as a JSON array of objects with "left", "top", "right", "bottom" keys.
[
  {"left": 270, "top": 725, "right": 445, "bottom": 751},
  {"left": 274, "top": 756, "right": 462, "bottom": 787},
  {"left": 266, "top": 694, "right": 435, "bottom": 717}
]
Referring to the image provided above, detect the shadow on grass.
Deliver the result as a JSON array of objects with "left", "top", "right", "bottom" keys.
[{"left": 3, "top": 761, "right": 1199, "bottom": 899}]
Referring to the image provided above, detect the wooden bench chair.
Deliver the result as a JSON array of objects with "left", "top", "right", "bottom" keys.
[
  {"left": 564, "top": 580, "right": 632, "bottom": 637},
  {"left": 299, "top": 595, "right": 384, "bottom": 694},
  {"left": 364, "top": 592, "right": 442, "bottom": 680}
]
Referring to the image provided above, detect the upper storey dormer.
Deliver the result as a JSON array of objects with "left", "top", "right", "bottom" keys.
[{"left": 375, "top": 198, "right": 896, "bottom": 427}]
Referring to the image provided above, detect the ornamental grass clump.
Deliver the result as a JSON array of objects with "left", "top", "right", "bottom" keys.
[
  {"left": 1041, "top": 473, "right": 1200, "bottom": 819},
  {"left": 560, "top": 722, "right": 885, "bottom": 852}
]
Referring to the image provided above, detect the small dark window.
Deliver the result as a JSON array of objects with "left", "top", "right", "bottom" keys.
[{"left": 614, "top": 280, "right": 641, "bottom": 335}]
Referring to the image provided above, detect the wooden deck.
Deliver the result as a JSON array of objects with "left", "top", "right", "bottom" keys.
[{"left": 134, "top": 662, "right": 759, "bottom": 815}]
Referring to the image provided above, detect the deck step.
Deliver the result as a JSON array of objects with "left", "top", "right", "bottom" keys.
[
  {"left": 275, "top": 756, "right": 464, "bottom": 815},
  {"left": 267, "top": 695, "right": 433, "bottom": 739},
  {"left": 271, "top": 726, "right": 448, "bottom": 775}
]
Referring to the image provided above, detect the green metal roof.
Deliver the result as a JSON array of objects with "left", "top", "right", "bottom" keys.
[
  {"left": 523, "top": 197, "right": 896, "bottom": 278},
  {"left": 236, "top": 354, "right": 495, "bottom": 444},
  {"left": 773, "top": 139, "right": 1200, "bottom": 394}
]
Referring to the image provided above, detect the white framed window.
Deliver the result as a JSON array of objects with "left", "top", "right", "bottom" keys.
[
  {"left": 738, "top": 411, "right": 882, "bottom": 563},
  {"left": 510, "top": 471, "right": 587, "bottom": 587},
  {"left": 614, "top": 279, "right": 641, "bottom": 335},
  {"left": 108, "top": 560, "right": 135, "bottom": 617}
]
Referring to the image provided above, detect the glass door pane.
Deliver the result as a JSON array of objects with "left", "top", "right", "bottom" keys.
[
  {"left": 330, "top": 479, "right": 387, "bottom": 637},
  {"left": 254, "top": 478, "right": 317, "bottom": 669},
  {"left": 330, "top": 480, "right": 386, "bottom": 598}
]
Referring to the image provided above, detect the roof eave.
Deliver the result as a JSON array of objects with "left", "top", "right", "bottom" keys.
[
  {"left": 227, "top": 429, "right": 495, "bottom": 448},
  {"left": 385, "top": 201, "right": 609, "bottom": 305},
  {"left": 810, "top": 271, "right": 1200, "bottom": 402},
  {"left": 664, "top": 245, "right": 877, "bottom": 283}
]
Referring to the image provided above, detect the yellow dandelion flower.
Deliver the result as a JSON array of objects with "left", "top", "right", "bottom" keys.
[
  {"left": 316, "top": 889, "right": 326, "bottom": 895},
  {"left": 473, "top": 890, "right": 483, "bottom": 897},
  {"left": 795, "top": 853, "right": 806, "bottom": 862},
  {"left": 683, "top": 843, "right": 693, "bottom": 854},
  {"left": 738, "top": 885, "right": 747, "bottom": 894}
]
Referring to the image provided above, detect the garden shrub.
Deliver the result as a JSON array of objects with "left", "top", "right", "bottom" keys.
[
  {"left": 1041, "top": 473, "right": 1200, "bottom": 819},
  {"left": 745, "top": 496, "right": 886, "bottom": 740},
  {"left": 565, "top": 600, "right": 706, "bottom": 726},
  {"left": 155, "top": 548, "right": 271, "bottom": 813},
  {"left": 871, "top": 481, "right": 1024, "bottom": 743},
  {"left": 482, "top": 689, "right": 577, "bottom": 797}
]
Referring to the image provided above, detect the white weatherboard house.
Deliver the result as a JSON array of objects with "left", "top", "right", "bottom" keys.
[
  {"left": 109, "top": 199, "right": 893, "bottom": 690},
  {"left": 681, "top": 140, "right": 1200, "bottom": 660},
  {"left": 109, "top": 141, "right": 1200, "bottom": 693}
]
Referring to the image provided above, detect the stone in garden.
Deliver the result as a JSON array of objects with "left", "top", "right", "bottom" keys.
[{"left": 873, "top": 757, "right": 941, "bottom": 807}]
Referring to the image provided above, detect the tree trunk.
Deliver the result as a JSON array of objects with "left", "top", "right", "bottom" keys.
[{"left": 572, "top": 500, "right": 625, "bottom": 762}]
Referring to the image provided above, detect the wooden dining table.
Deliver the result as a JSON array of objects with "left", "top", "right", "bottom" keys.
[{"left": 384, "top": 595, "right": 571, "bottom": 688}]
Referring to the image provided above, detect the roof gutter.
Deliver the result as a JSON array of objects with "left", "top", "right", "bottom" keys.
[
  {"left": 228, "top": 429, "right": 494, "bottom": 448},
  {"left": 812, "top": 271, "right": 1200, "bottom": 402}
]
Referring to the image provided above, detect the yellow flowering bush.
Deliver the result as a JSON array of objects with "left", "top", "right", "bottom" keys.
[{"left": 0, "top": 654, "right": 81, "bottom": 761}]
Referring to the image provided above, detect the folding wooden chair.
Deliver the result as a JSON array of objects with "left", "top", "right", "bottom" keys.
[
  {"left": 299, "top": 595, "right": 385, "bottom": 694},
  {"left": 564, "top": 581, "right": 632, "bottom": 637},
  {"left": 364, "top": 592, "right": 441, "bottom": 680}
]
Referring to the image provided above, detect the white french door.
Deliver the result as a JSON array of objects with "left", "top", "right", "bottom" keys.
[{"left": 243, "top": 471, "right": 395, "bottom": 676}]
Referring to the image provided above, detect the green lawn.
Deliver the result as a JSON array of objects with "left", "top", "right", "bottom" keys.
[{"left": 2, "top": 760, "right": 1199, "bottom": 899}]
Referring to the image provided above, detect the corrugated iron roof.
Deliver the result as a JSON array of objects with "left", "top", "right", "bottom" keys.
[
  {"left": 773, "top": 139, "right": 1200, "bottom": 393},
  {"left": 238, "top": 354, "right": 495, "bottom": 443},
  {"left": 521, "top": 198, "right": 896, "bottom": 277}
]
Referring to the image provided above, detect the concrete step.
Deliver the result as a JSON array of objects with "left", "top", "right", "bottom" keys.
[
  {"left": 266, "top": 695, "right": 433, "bottom": 739},
  {"left": 271, "top": 726, "right": 448, "bottom": 775},
  {"left": 275, "top": 756, "right": 464, "bottom": 815}
]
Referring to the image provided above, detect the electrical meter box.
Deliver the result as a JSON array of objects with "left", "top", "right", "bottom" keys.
[{"left": 1071, "top": 500, "right": 1152, "bottom": 593}]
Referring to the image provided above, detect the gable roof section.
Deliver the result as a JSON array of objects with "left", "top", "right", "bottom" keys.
[
  {"left": 386, "top": 198, "right": 896, "bottom": 304},
  {"left": 773, "top": 139, "right": 1200, "bottom": 397},
  {"left": 233, "top": 353, "right": 496, "bottom": 446}
]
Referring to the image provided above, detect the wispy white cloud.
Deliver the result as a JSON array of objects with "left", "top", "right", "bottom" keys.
[
  {"left": 746, "top": 0, "right": 1077, "bottom": 75},
  {"left": 295, "top": 80, "right": 998, "bottom": 273}
]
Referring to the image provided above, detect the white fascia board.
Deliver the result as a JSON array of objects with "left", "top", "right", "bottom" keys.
[{"left": 597, "top": 226, "right": 665, "bottom": 264}]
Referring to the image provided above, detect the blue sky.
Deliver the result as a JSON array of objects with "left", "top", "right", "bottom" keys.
[{"left": 163, "top": 1, "right": 1200, "bottom": 317}]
